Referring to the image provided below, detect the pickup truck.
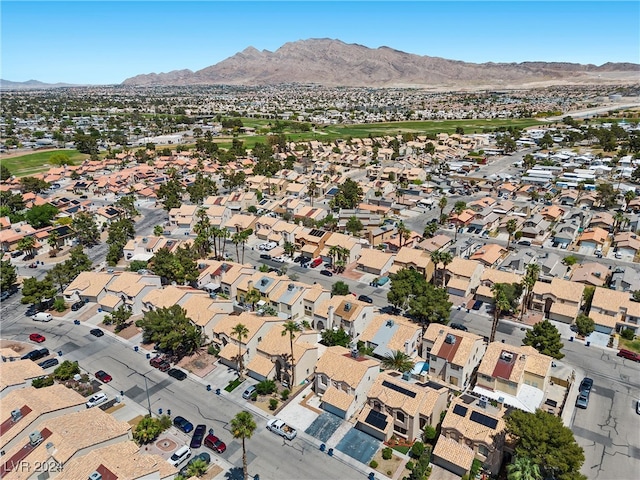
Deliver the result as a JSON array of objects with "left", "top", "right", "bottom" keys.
[{"left": 266, "top": 418, "right": 297, "bottom": 440}]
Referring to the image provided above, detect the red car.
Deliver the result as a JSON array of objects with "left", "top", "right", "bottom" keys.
[
  {"left": 95, "top": 370, "right": 112, "bottom": 383},
  {"left": 29, "top": 333, "right": 46, "bottom": 343},
  {"left": 204, "top": 433, "right": 226, "bottom": 453}
]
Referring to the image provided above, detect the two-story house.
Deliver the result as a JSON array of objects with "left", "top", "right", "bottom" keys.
[
  {"left": 530, "top": 278, "right": 584, "bottom": 324},
  {"left": 359, "top": 314, "right": 423, "bottom": 361},
  {"left": 444, "top": 258, "right": 484, "bottom": 299},
  {"left": 589, "top": 287, "right": 640, "bottom": 335},
  {"left": 313, "top": 296, "right": 375, "bottom": 339}
]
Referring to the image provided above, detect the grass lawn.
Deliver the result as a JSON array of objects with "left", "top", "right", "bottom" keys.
[
  {"left": 1, "top": 149, "right": 88, "bottom": 177},
  {"left": 618, "top": 337, "right": 640, "bottom": 353},
  {"left": 391, "top": 445, "right": 411, "bottom": 454},
  {"left": 224, "top": 377, "right": 244, "bottom": 392}
]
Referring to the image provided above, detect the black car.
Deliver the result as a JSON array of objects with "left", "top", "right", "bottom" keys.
[
  {"left": 71, "top": 301, "right": 84, "bottom": 311},
  {"left": 180, "top": 453, "right": 211, "bottom": 477},
  {"left": 579, "top": 377, "right": 594, "bottom": 395},
  {"left": 90, "top": 328, "right": 104, "bottom": 337},
  {"left": 358, "top": 295, "right": 373, "bottom": 304},
  {"left": 320, "top": 269, "right": 333, "bottom": 277},
  {"left": 293, "top": 256, "right": 304, "bottom": 263},
  {"left": 450, "top": 323, "right": 468, "bottom": 331},
  {"left": 471, "top": 300, "right": 483, "bottom": 310},
  {"left": 173, "top": 415, "right": 194, "bottom": 433},
  {"left": 38, "top": 358, "right": 59, "bottom": 369},
  {"left": 260, "top": 254, "right": 271, "bottom": 260},
  {"left": 22, "top": 348, "right": 50, "bottom": 361},
  {"left": 190, "top": 424, "right": 207, "bottom": 448},
  {"left": 168, "top": 368, "right": 187, "bottom": 381}
]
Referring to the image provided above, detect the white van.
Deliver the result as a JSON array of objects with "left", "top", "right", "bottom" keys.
[
  {"left": 32, "top": 313, "right": 53, "bottom": 322},
  {"left": 168, "top": 445, "right": 192, "bottom": 466}
]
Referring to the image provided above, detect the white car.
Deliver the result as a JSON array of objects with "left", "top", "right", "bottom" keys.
[
  {"left": 264, "top": 242, "right": 277, "bottom": 251},
  {"left": 85, "top": 392, "right": 108, "bottom": 408},
  {"left": 168, "top": 445, "right": 192, "bottom": 466},
  {"left": 272, "top": 256, "right": 286, "bottom": 263}
]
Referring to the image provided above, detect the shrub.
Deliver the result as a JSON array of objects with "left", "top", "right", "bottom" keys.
[
  {"left": 53, "top": 360, "right": 80, "bottom": 380},
  {"left": 256, "top": 379, "right": 277, "bottom": 395},
  {"left": 250, "top": 391, "right": 258, "bottom": 401},
  {"left": 269, "top": 398, "right": 279, "bottom": 410},
  {"left": 32, "top": 376, "right": 54, "bottom": 388},
  {"left": 387, "top": 471, "right": 393, "bottom": 476},
  {"left": 406, "top": 461, "right": 414, "bottom": 471},
  {"left": 410, "top": 441, "right": 425, "bottom": 458},
  {"left": 132, "top": 416, "right": 164, "bottom": 444},
  {"left": 53, "top": 298, "right": 66, "bottom": 312},
  {"left": 422, "top": 425, "right": 437, "bottom": 443},
  {"left": 280, "top": 389, "right": 290, "bottom": 401},
  {"left": 621, "top": 328, "right": 635, "bottom": 340},
  {"left": 382, "top": 447, "right": 393, "bottom": 460},
  {"left": 207, "top": 344, "right": 220, "bottom": 356},
  {"left": 369, "top": 460, "right": 378, "bottom": 469}
]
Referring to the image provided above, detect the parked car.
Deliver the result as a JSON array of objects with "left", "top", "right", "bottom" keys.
[
  {"left": 173, "top": 416, "right": 194, "bottom": 434},
  {"left": 32, "top": 313, "right": 52, "bottom": 322},
  {"left": 260, "top": 253, "right": 272, "bottom": 260},
  {"left": 29, "top": 333, "right": 46, "bottom": 343},
  {"left": 579, "top": 377, "right": 594, "bottom": 395},
  {"left": 157, "top": 361, "right": 171, "bottom": 372},
  {"left": 0, "top": 291, "right": 10, "bottom": 302},
  {"left": 10, "top": 250, "right": 23, "bottom": 258},
  {"left": 575, "top": 393, "right": 589, "bottom": 409},
  {"left": 21, "top": 348, "right": 49, "bottom": 361},
  {"left": 38, "top": 358, "right": 59, "bottom": 369},
  {"left": 89, "top": 328, "right": 104, "bottom": 337},
  {"left": 450, "top": 323, "right": 468, "bottom": 331},
  {"left": 617, "top": 349, "right": 640, "bottom": 362},
  {"left": 168, "top": 445, "right": 192, "bottom": 467},
  {"left": 242, "top": 385, "right": 257, "bottom": 399},
  {"left": 636, "top": 399, "right": 640, "bottom": 415},
  {"left": 28, "top": 263, "right": 37, "bottom": 269},
  {"left": 357, "top": 295, "right": 373, "bottom": 304},
  {"left": 168, "top": 368, "right": 187, "bottom": 381},
  {"left": 517, "top": 240, "right": 532, "bottom": 246},
  {"left": 86, "top": 392, "right": 108, "bottom": 408},
  {"left": 320, "top": 269, "right": 333, "bottom": 277},
  {"left": 310, "top": 258, "right": 323, "bottom": 268},
  {"left": 190, "top": 424, "right": 207, "bottom": 449},
  {"left": 95, "top": 370, "right": 112, "bottom": 383},
  {"left": 71, "top": 301, "right": 84, "bottom": 311},
  {"left": 471, "top": 300, "right": 483, "bottom": 310},
  {"left": 204, "top": 433, "right": 227, "bottom": 453}
]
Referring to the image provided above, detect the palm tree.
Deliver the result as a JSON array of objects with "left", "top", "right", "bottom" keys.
[
  {"left": 283, "top": 241, "right": 296, "bottom": 258},
  {"left": 328, "top": 245, "right": 341, "bottom": 268},
  {"left": 520, "top": 263, "right": 540, "bottom": 319},
  {"left": 439, "top": 251, "right": 453, "bottom": 288},
  {"left": 506, "top": 456, "right": 542, "bottom": 480},
  {"left": 211, "top": 226, "right": 222, "bottom": 259},
  {"left": 308, "top": 180, "right": 318, "bottom": 207},
  {"left": 245, "top": 288, "right": 261, "bottom": 311},
  {"left": 490, "top": 283, "right": 511, "bottom": 342},
  {"left": 231, "top": 411, "right": 257, "bottom": 480},
  {"left": 232, "top": 232, "right": 242, "bottom": 263},
  {"left": 240, "top": 228, "right": 253, "bottom": 263},
  {"left": 613, "top": 211, "right": 625, "bottom": 233},
  {"left": 17, "top": 236, "right": 36, "bottom": 258},
  {"left": 453, "top": 201, "right": 466, "bottom": 241},
  {"left": 47, "top": 231, "right": 59, "bottom": 256},
  {"left": 430, "top": 250, "right": 442, "bottom": 286},
  {"left": 281, "top": 320, "right": 309, "bottom": 387},
  {"left": 397, "top": 221, "right": 411, "bottom": 248},
  {"left": 381, "top": 350, "right": 414, "bottom": 373},
  {"left": 506, "top": 218, "right": 518, "bottom": 250},
  {"left": 438, "top": 197, "right": 448, "bottom": 223},
  {"left": 231, "top": 323, "right": 249, "bottom": 378},
  {"left": 219, "top": 229, "right": 230, "bottom": 260}
]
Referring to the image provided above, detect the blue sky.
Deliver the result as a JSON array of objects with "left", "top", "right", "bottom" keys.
[{"left": 2, "top": 1, "right": 638, "bottom": 85}]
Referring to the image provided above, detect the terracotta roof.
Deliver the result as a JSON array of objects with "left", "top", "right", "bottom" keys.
[
  {"left": 447, "top": 257, "right": 482, "bottom": 279},
  {"left": 433, "top": 436, "right": 475, "bottom": 471},
  {"left": 478, "top": 342, "right": 551, "bottom": 383},
  {"left": 0, "top": 360, "right": 45, "bottom": 392},
  {"left": 245, "top": 355, "right": 275, "bottom": 377},
  {"left": 357, "top": 249, "right": 394, "bottom": 270},
  {"left": 315, "top": 346, "right": 379, "bottom": 388},
  {"left": 321, "top": 385, "right": 355, "bottom": 412},
  {"left": 256, "top": 324, "right": 316, "bottom": 360},
  {"left": 425, "top": 324, "right": 484, "bottom": 367},
  {"left": 64, "top": 272, "right": 112, "bottom": 297},
  {"left": 367, "top": 373, "right": 447, "bottom": 418}
]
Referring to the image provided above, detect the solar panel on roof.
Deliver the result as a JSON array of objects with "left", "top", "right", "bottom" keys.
[
  {"left": 381, "top": 380, "right": 417, "bottom": 398},
  {"left": 452, "top": 404, "right": 468, "bottom": 417},
  {"left": 469, "top": 411, "right": 498, "bottom": 430},
  {"left": 365, "top": 410, "right": 388, "bottom": 430}
]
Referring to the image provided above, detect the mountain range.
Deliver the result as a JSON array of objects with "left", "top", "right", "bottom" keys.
[
  {"left": 122, "top": 38, "right": 640, "bottom": 89},
  {"left": 0, "top": 79, "right": 79, "bottom": 90}
]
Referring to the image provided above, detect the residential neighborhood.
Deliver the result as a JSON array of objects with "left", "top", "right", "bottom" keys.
[{"left": 1, "top": 84, "right": 640, "bottom": 480}]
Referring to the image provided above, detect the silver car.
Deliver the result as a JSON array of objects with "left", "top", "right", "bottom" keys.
[{"left": 575, "top": 393, "right": 589, "bottom": 409}]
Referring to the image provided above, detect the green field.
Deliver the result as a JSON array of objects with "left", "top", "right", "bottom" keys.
[{"left": 1, "top": 149, "right": 89, "bottom": 177}]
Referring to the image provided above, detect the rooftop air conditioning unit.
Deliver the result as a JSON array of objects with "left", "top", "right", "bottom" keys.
[
  {"left": 10, "top": 409, "right": 22, "bottom": 422},
  {"left": 288, "top": 284, "right": 295, "bottom": 291},
  {"left": 29, "top": 431, "right": 43, "bottom": 447},
  {"left": 444, "top": 334, "right": 456, "bottom": 345},
  {"left": 344, "top": 303, "right": 351, "bottom": 312},
  {"left": 88, "top": 472, "right": 102, "bottom": 480},
  {"left": 500, "top": 352, "right": 513, "bottom": 362},
  {"left": 386, "top": 320, "right": 394, "bottom": 327}
]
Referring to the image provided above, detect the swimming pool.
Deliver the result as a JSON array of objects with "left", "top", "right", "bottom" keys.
[{"left": 411, "top": 361, "right": 429, "bottom": 376}]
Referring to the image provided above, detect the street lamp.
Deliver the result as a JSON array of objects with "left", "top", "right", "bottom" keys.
[{"left": 129, "top": 371, "right": 152, "bottom": 416}]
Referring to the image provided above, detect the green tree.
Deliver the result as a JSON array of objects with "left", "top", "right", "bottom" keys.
[
  {"left": 520, "top": 263, "right": 540, "bottom": 319},
  {"left": 0, "top": 164, "right": 11, "bottom": 181},
  {"left": 522, "top": 319, "right": 565, "bottom": 359},
  {"left": 53, "top": 360, "right": 80, "bottom": 380},
  {"left": 46, "top": 262, "right": 73, "bottom": 294},
  {"left": 157, "top": 177, "right": 184, "bottom": 211},
  {"left": 230, "top": 411, "right": 257, "bottom": 480},
  {"left": 320, "top": 328, "right": 351, "bottom": 347},
  {"left": 0, "top": 260, "right": 18, "bottom": 292},
  {"left": 19, "top": 176, "right": 49, "bottom": 193},
  {"left": 281, "top": 320, "right": 306, "bottom": 386},
  {"left": 153, "top": 225, "right": 164, "bottom": 236},
  {"left": 438, "top": 197, "right": 448, "bottom": 223},
  {"left": 490, "top": 283, "right": 512, "bottom": 342},
  {"left": 133, "top": 416, "right": 164, "bottom": 445},
  {"left": 381, "top": 350, "right": 414, "bottom": 373},
  {"left": 129, "top": 260, "right": 148, "bottom": 272},
  {"left": 72, "top": 212, "right": 100, "bottom": 246},
  {"left": 193, "top": 209, "right": 214, "bottom": 257},
  {"left": 231, "top": 323, "right": 249, "bottom": 378},
  {"left": 244, "top": 288, "right": 261, "bottom": 311},
  {"left": 423, "top": 222, "right": 439, "bottom": 238},
  {"left": 506, "top": 456, "right": 542, "bottom": 480},
  {"left": 149, "top": 247, "right": 197, "bottom": 285},
  {"left": 21, "top": 277, "right": 56, "bottom": 307},
  {"left": 136, "top": 305, "right": 205, "bottom": 359},
  {"left": 331, "top": 281, "right": 350, "bottom": 296},
  {"left": 345, "top": 215, "right": 364, "bottom": 237},
  {"left": 596, "top": 183, "right": 618, "bottom": 209},
  {"left": 308, "top": 180, "right": 318, "bottom": 207},
  {"left": 187, "top": 171, "right": 218, "bottom": 204},
  {"left": 114, "top": 194, "right": 139, "bottom": 220},
  {"left": 25, "top": 204, "right": 59, "bottom": 228},
  {"left": 574, "top": 314, "right": 595, "bottom": 337},
  {"left": 329, "top": 178, "right": 363, "bottom": 210},
  {"left": 185, "top": 458, "right": 209, "bottom": 478},
  {"left": 506, "top": 409, "right": 586, "bottom": 480},
  {"left": 103, "top": 305, "right": 133, "bottom": 331},
  {"left": 582, "top": 286, "right": 595, "bottom": 314},
  {"left": 506, "top": 218, "right": 518, "bottom": 250},
  {"left": 408, "top": 283, "right": 452, "bottom": 325}
]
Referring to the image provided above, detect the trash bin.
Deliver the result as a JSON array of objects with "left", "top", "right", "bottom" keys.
[
  {"left": 327, "top": 448, "right": 334, "bottom": 456},
  {"left": 569, "top": 336, "right": 574, "bottom": 342},
  {"left": 215, "top": 388, "right": 221, "bottom": 395},
  {"left": 586, "top": 341, "right": 590, "bottom": 347},
  {"left": 134, "top": 346, "right": 139, "bottom": 352},
  {"left": 146, "top": 353, "right": 150, "bottom": 359},
  {"left": 320, "top": 444, "right": 326, "bottom": 452},
  {"left": 207, "top": 385, "right": 211, "bottom": 391}
]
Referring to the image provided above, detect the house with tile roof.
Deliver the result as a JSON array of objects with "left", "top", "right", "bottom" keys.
[
  {"left": 577, "top": 227, "right": 608, "bottom": 248},
  {"left": 391, "top": 246, "right": 435, "bottom": 281},
  {"left": 473, "top": 342, "right": 553, "bottom": 413},
  {"left": 444, "top": 258, "right": 484, "bottom": 298},
  {"left": 313, "top": 296, "right": 375, "bottom": 339},
  {"left": 141, "top": 285, "right": 210, "bottom": 312},
  {"left": 570, "top": 262, "right": 610, "bottom": 287},
  {"left": 57, "top": 440, "right": 177, "bottom": 480},
  {"left": 613, "top": 231, "right": 640, "bottom": 257},
  {"left": 245, "top": 324, "right": 318, "bottom": 387},
  {"left": 475, "top": 269, "right": 523, "bottom": 304},
  {"left": 98, "top": 272, "right": 162, "bottom": 314},
  {"left": 321, "top": 232, "right": 362, "bottom": 265},
  {"left": 356, "top": 249, "right": 395, "bottom": 276},
  {"left": 355, "top": 373, "right": 448, "bottom": 442},
  {"left": 359, "top": 314, "right": 422, "bottom": 360},
  {"left": 435, "top": 394, "right": 506, "bottom": 476},
  {"left": 423, "top": 324, "right": 486, "bottom": 390},
  {"left": 63, "top": 272, "right": 113, "bottom": 304},
  {"left": 313, "top": 346, "right": 380, "bottom": 419},
  {"left": 589, "top": 287, "right": 640, "bottom": 335},
  {"left": 469, "top": 243, "right": 508, "bottom": 267},
  {"left": 0, "top": 361, "right": 46, "bottom": 397},
  {"left": 0, "top": 408, "right": 130, "bottom": 480},
  {"left": 530, "top": 278, "right": 584, "bottom": 323},
  {"left": 123, "top": 235, "right": 184, "bottom": 262}
]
